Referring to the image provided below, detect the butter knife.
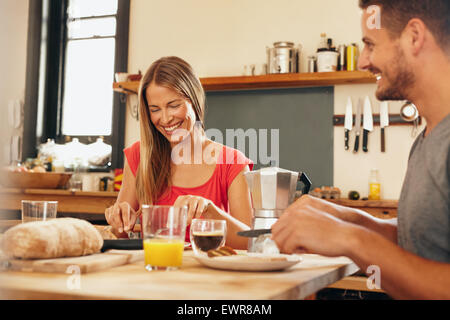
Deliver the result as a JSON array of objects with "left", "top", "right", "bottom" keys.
[{"left": 237, "top": 229, "right": 272, "bottom": 238}]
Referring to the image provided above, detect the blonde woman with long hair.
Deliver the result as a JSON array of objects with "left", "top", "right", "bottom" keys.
[{"left": 105, "top": 56, "right": 253, "bottom": 249}]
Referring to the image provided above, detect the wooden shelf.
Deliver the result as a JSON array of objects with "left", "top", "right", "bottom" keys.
[
  {"left": 113, "top": 71, "right": 376, "bottom": 94},
  {"left": 113, "top": 81, "right": 140, "bottom": 94},
  {"left": 201, "top": 71, "right": 376, "bottom": 91}
]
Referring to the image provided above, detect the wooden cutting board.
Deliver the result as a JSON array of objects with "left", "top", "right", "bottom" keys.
[{"left": 0, "top": 249, "right": 143, "bottom": 274}]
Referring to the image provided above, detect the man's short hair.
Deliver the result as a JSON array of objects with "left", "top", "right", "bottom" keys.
[{"left": 359, "top": 0, "right": 450, "bottom": 52}]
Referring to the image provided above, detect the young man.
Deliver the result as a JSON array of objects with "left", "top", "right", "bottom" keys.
[{"left": 272, "top": 0, "right": 450, "bottom": 299}]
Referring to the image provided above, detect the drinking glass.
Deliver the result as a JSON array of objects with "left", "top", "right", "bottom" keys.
[
  {"left": 21, "top": 200, "right": 58, "bottom": 223},
  {"left": 141, "top": 205, "right": 187, "bottom": 271},
  {"left": 190, "top": 219, "right": 227, "bottom": 256}
]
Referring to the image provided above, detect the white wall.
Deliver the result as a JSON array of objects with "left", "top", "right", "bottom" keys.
[
  {"left": 126, "top": 0, "right": 424, "bottom": 199},
  {"left": 0, "top": 0, "right": 29, "bottom": 166}
]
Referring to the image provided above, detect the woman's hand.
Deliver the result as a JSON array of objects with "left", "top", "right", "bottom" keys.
[
  {"left": 173, "top": 195, "right": 215, "bottom": 226},
  {"left": 105, "top": 202, "right": 140, "bottom": 235}
]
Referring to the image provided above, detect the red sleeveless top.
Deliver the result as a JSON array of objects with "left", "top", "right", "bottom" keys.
[{"left": 124, "top": 141, "right": 253, "bottom": 241}]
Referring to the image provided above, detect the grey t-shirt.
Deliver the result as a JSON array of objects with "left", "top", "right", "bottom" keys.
[{"left": 397, "top": 113, "right": 450, "bottom": 263}]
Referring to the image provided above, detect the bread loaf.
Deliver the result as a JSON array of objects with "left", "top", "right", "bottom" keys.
[{"left": 1, "top": 218, "right": 103, "bottom": 259}]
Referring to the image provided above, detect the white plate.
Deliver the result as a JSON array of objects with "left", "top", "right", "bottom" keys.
[{"left": 194, "top": 252, "right": 302, "bottom": 272}]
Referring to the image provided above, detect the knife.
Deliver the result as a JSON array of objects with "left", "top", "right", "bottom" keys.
[
  {"left": 344, "top": 97, "right": 353, "bottom": 151},
  {"left": 100, "top": 239, "right": 143, "bottom": 252},
  {"left": 362, "top": 96, "right": 373, "bottom": 153},
  {"left": 237, "top": 229, "right": 272, "bottom": 238},
  {"left": 353, "top": 98, "right": 363, "bottom": 153},
  {"left": 380, "top": 101, "right": 389, "bottom": 152}
]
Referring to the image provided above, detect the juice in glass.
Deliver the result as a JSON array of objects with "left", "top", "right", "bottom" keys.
[
  {"left": 144, "top": 238, "right": 184, "bottom": 271},
  {"left": 141, "top": 205, "right": 187, "bottom": 271}
]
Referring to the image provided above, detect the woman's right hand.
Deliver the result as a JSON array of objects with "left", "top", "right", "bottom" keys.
[{"left": 105, "top": 202, "right": 139, "bottom": 234}]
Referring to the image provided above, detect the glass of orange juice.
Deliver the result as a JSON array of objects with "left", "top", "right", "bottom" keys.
[{"left": 141, "top": 205, "right": 187, "bottom": 271}]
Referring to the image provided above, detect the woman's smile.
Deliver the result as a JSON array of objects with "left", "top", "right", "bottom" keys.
[{"left": 160, "top": 121, "right": 183, "bottom": 135}]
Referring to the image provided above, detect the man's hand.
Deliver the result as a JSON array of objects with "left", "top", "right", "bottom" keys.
[{"left": 271, "top": 195, "right": 355, "bottom": 257}]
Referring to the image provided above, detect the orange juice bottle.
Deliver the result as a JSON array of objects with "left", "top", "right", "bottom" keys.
[
  {"left": 144, "top": 238, "right": 184, "bottom": 268},
  {"left": 368, "top": 168, "right": 381, "bottom": 200}
]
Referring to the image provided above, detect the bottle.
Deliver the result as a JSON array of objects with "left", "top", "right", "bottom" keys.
[
  {"left": 38, "top": 138, "right": 55, "bottom": 171},
  {"left": 368, "top": 168, "right": 381, "bottom": 200},
  {"left": 317, "top": 33, "right": 327, "bottom": 52},
  {"left": 338, "top": 45, "right": 347, "bottom": 71}
]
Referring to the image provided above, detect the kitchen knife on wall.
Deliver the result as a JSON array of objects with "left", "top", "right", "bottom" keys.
[
  {"left": 353, "top": 98, "right": 363, "bottom": 153},
  {"left": 362, "top": 96, "right": 373, "bottom": 153},
  {"left": 380, "top": 101, "right": 389, "bottom": 152},
  {"left": 344, "top": 97, "right": 353, "bottom": 150}
]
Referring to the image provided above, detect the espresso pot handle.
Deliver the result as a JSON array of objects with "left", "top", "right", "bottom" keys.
[{"left": 298, "top": 172, "right": 312, "bottom": 195}]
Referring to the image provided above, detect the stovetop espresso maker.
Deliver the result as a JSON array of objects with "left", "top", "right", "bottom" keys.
[{"left": 244, "top": 167, "right": 312, "bottom": 253}]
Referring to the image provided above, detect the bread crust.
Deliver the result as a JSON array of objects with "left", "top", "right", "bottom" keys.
[{"left": 1, "top": 218, "right": 103, "bottom": 259}]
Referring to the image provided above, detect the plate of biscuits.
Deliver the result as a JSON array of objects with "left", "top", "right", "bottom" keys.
[{"left": 194, "top": 246, "right": 302, "bottom": 272}]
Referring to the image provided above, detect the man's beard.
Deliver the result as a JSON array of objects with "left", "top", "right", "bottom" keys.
[{"left": 373, "top": 47, "right": 416, "bottom": 101}]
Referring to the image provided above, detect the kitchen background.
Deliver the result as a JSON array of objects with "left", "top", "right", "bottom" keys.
[{"left": 0, "top": 0, "right": 425, "bottom": 200}]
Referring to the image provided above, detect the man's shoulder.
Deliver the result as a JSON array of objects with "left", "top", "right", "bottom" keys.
[
  {"left": 423, "top": 118, "right": 450, "bottom": 191},
  {"left": 424, "top": 115, "right": 450, "bottom": 160}
]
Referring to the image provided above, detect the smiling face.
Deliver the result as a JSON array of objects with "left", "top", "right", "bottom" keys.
[
  {"left": 358, "top": 10, "right": 416, "bottom": 101},
  {"left": 146, "top": 81, "right": 197, "bottom": 145}
]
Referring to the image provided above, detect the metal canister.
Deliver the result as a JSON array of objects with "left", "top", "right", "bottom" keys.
[
  {"left": 307, "top": 56, "right": 316, "bottom": 72},
  {"left": 267, "top": 42, "right": 301, "bottom": 74},
  {"left": 338, "top": 45, "right": 346, "bottom": 71}
]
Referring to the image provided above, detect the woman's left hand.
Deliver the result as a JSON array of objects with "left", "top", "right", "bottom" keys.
[{"left": 173, "top": 195, "right": 216, "bottom": 225}]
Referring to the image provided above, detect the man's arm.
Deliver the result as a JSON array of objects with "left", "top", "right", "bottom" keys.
[
  {"left": 347, "top": 225, "right": 450, "bottom": 299},
  {"left": 298, "top": 196, "right": 398, "bottom": 242},
  {"left": 272, "top": 203, "right": 450, "bottom": 299}
]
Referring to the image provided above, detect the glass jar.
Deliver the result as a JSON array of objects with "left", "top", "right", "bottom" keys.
[{"left": 368, "top": 168, "right": 381, "bottom": 200}]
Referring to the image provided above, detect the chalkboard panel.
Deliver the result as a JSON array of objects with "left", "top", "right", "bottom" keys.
[{"left": 204, "top": 87, "right": 334, "bottom": 190}]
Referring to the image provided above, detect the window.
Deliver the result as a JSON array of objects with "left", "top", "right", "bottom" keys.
[
  {"left": 62, "top": 0, "right": 118, "bottom": 136},
  {"left": 23, "top": 0, "right": 129, "bottom": 169}
]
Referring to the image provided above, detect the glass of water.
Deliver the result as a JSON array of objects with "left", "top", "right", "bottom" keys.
[{"left": 21, "top": 200, "right": 58, "bottom": 223}]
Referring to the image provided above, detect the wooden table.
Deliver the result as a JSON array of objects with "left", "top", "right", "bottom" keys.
[{"left": 0, "top": 251, "right": 358, "bottom": 300}]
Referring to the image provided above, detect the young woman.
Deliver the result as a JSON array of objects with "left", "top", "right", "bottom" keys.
[{"left": 105, "top": 56, "right": 253, "bottom": 249}]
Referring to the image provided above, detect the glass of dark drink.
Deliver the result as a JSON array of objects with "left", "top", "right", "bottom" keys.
[{"left": 190, "top": 219, "right": 226, "bottom": 256}]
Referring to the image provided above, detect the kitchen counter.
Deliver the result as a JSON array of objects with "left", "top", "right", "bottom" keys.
[
  {"left": 0, "top": 251, "right": 358, "bottom": 300},
  {"left": 327, "top": 198, "right": 398, "bottom": 220},
  {"left": 0, "top": 188, "right": 118, "bottom": 216}
]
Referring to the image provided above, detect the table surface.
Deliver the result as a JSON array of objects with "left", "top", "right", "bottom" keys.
[{"left": 0, "top": 251, "right": 358, "bottom": 300}]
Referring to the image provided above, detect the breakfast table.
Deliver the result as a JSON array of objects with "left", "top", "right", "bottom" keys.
[{"left": 0, "top": 250, "right": 359, "bottom": 300}]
